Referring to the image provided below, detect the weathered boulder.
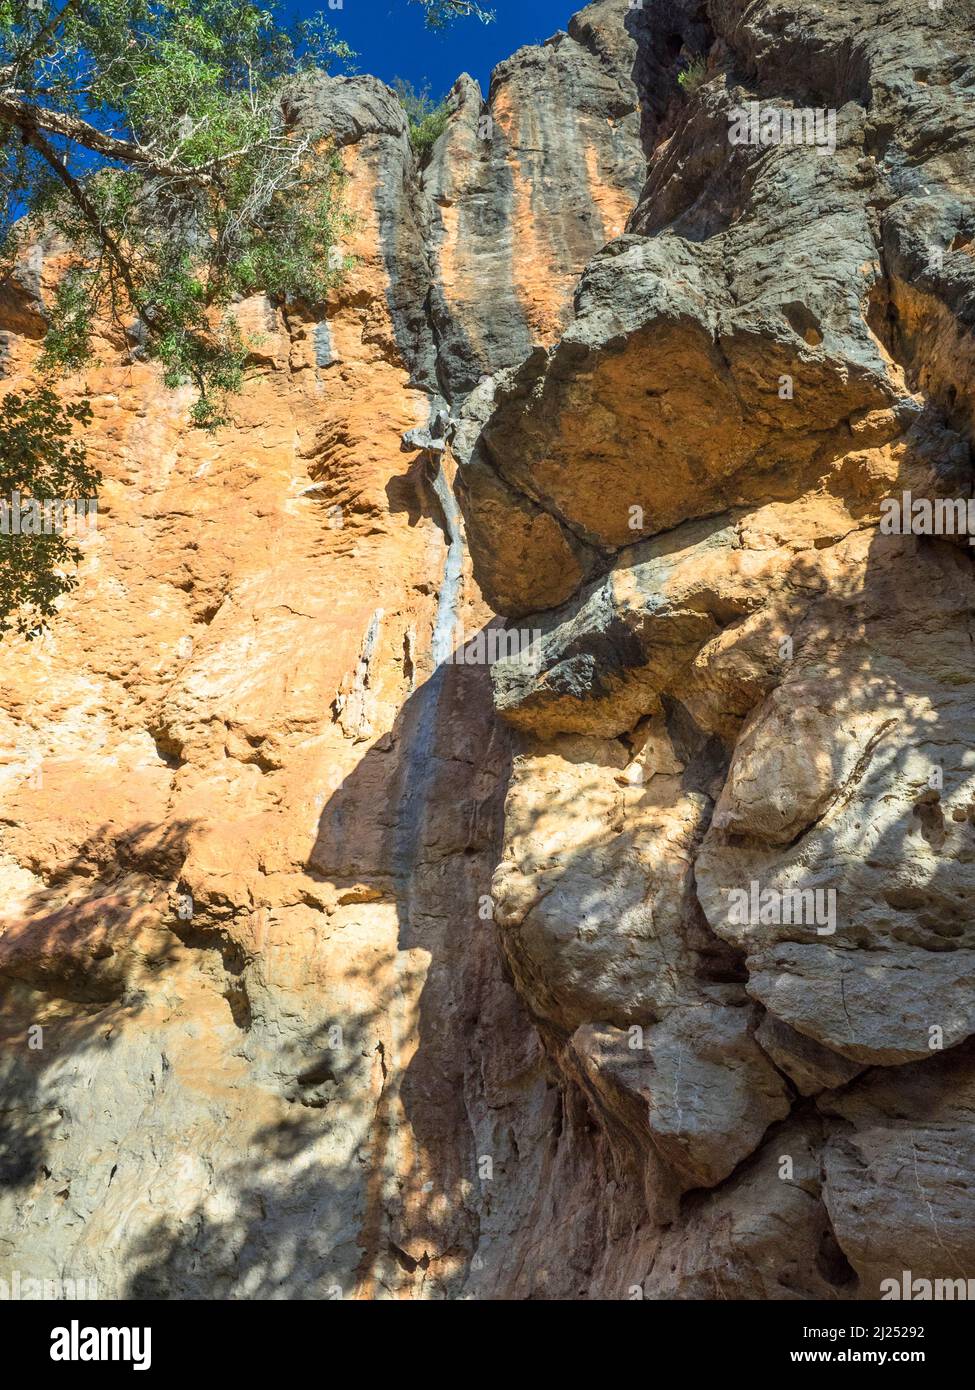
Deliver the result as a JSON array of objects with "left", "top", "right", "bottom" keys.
[
  {"left": 570, "top": 1008, "right": 791, "bottom": 1192},
  {"left": 819, "top": 1044, "right": 975, "bottom": 1296},
  {"left": 470, "top": 0, "right": 975, "bottom": 1301}
]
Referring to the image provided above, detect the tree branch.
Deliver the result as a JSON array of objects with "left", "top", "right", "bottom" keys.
[
  {"left": 0, "top": 0, "right": 82, "bottom": 86},
  {"left": 20, "top": 0, "right": 81, "bottom": 71},
  {"left": 23, "top": 122, "right": 158, "bottom": 330},
  {"left": 0, "top": 92, "right": 219, "bottom": 184}
]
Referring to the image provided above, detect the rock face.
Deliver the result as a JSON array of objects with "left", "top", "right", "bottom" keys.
[{"left": 1, "top": 0, "right": 974, "bottom": 1301}]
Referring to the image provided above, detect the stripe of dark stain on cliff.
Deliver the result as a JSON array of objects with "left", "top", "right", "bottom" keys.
[
  {"left": 416, "top": 86, "right": 533, "bottom": 399},
  {"left": 522, "top": 46, "right": 601, "bottom": 280},
  {"left": 373, "top": 126, "right": 442, "bottom": 394},
  {"left": 452, "top": 97, "right": 533, "bottom": 385},
  {"left": 422, "top": 112, "right": 483, "bottom": 401}
]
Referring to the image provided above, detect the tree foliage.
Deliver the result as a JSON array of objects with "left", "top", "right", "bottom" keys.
[
  {"left": 393, "top": 78, "right": 448, "bottom": 156},
  {"left": 0, "top": 0, "right": 358, "bottom": 427},
  {"left": 0, "top": 387, "right": 98, "bottom": 638},
  {"left": 677, "top": 56, "right": 708, "bottom": 95},
  {"left": 411, "top": 0, "right": 494, "bottom": 28}
]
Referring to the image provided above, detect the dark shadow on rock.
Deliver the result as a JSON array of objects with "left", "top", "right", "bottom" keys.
[
  {"left": 0, "top": 819, "right": 198, "bottom": 1193},
  {"left": 112, "top": 623, "right": 541, "bottom": 1300}
]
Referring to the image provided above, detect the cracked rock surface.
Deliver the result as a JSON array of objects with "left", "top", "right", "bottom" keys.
[{"left": 467, "top": 0, "right": 975, "bottom": 1298}]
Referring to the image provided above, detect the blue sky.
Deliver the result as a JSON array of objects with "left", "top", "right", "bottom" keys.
[{"left": 303, "top": 0, "right": 579, "bottom": 99}]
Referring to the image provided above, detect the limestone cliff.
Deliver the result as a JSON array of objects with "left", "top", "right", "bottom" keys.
[{"left": 1, "top": 0, "right": 974, "bottom": 1301}]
